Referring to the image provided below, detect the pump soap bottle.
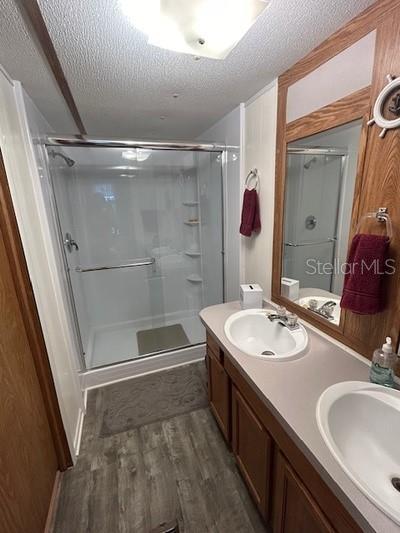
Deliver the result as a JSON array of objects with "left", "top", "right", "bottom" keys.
[{"left": 369, "top": 337, "right": 396, "bottom": 388}]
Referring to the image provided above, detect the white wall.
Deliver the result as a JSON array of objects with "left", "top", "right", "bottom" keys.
[
  {"left": 243, "top": 81, "right": 278, "bottom": 298},
  {"left": 0, "top": 66, "right": 85, "bottom": 459},
  {"left": 198, "top": 105, "right": 242, "bottom": 301}
]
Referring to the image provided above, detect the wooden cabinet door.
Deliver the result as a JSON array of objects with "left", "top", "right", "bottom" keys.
[
  {"left": 232, "top": 385, "right": 272, "bottom": 520},
  {"left": 274, "top": 452, "right": 334, "bottom": 533},
  {"left": 207, "top": 351, "right": 230, "bottom": 441}
]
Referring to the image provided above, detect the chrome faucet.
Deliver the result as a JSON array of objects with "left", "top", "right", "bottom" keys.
[
  {"left": 268, "top": 307, "right": 300, "bottom": 330},
  {"left": 317, "top": 300, "right": 336, "bottom": 320},
  {"left": 307, "top": 299, "right": 336, "bottom": 320}
]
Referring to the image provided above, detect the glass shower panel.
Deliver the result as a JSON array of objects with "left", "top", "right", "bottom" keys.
[
  {"left": 284, "top": 153, "right": 343, "bottom": 292},
  {"left": 48, "top": 147, "right": 223, "bottom": 369}
]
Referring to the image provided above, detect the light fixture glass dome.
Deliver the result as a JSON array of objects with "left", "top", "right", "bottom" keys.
[
  {"left": 119, "top": 0, "right": 269, "bottom": 59},
  {"left": 122, "top": 149, "right": 151, "bottom": 162}
]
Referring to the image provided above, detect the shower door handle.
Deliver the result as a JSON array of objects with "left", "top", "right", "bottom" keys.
[
  {"left": 64, "top": 232, "right": 79, "bottom": 252},
  {"left": 75, "top": 257, "right": 156, "bottom": 273}
]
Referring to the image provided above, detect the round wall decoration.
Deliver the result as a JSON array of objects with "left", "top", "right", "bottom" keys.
[{"left": 368, "top": 74, "right": 400, "bottom": 138}]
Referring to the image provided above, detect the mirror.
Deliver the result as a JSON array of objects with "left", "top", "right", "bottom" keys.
[{"left": 281, "top": 119, "right": 363, "bottom": 325}]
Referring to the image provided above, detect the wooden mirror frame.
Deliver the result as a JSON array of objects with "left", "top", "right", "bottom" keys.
[
  {"left": 271, "top": 0, "right": 400, "bottom": 355},
  {"left": 272, "top": 90, "right": 370, "bottom": 343}
]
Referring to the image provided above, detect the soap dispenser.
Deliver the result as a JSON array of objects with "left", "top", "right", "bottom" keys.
[{"left": 369, "top": 337, "right": 396, "bottom": 388}]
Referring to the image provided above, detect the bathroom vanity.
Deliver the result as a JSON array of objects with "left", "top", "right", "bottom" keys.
[{"left": 200, "top": 302, "right": 399, "bottom": 533}]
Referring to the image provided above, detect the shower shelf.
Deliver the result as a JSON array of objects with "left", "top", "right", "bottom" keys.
[
  {"left": 186, "top": 275, "right": 203, "bottom": 283},
  {"left": 184, "top": 221, "right": 199, "bottom": 226},
  {"left": 184, "top": 251, "right": 201, "bottom": 257},
  {"left": 182, "top": 201, "right": 199, "bottom": 206}
]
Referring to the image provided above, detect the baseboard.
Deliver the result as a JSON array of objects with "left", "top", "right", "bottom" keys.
[
  {"left": 80, "top": 344, "right": 206, "bottom": 390},
  {"left": 44, "top": 471, "right": 62, "bottom": 533}
]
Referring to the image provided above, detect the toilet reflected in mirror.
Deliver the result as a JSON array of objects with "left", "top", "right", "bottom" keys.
[{"left": 281, "top": 119, "right": 363, "bottom": 325}]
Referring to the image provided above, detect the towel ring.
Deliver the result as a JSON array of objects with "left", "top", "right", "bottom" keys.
[
  {"left": 245, "top": 169, "right": 260, "bottom": 191},
  {"left": 355, "top": 208, "right": 393, "bottom": 240}
]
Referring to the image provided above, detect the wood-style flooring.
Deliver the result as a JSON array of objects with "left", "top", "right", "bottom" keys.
[{"left": 54, "top": 363, "right": 268, "bottom": 533}]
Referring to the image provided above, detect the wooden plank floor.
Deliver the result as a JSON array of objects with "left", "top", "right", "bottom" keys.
[{"left": 54, "top": 368, "right": 268, "bottom": 533}]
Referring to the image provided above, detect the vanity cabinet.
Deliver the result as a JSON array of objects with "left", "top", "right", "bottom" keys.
[
  {"left": 205, "top": 331, "right": 361, "bottom": 533},
  {"left": 232, "top": 385, "right": 272, "bottom": 520},
  {"left": 274, "top": 452, "right": 334, "bottom": 533}
]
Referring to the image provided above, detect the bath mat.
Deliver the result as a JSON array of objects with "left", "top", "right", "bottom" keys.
[
  {"left": 137, "top": 324, "right": 190, "bottom": 356},
  {"left": 100, "top": 361, "right": 208, "bottom": 436}
]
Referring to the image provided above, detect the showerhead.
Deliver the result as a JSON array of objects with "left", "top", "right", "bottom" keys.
[
  {"left": 49, "top": 149, "right": 75, "bottom": 167},
  {"left": 304, "top": 156, "right": 317, "bottom": 169}
]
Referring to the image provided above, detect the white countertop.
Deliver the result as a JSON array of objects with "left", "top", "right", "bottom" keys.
[{"left": 200, "top": 301, "right": 399, "bottom": 533}]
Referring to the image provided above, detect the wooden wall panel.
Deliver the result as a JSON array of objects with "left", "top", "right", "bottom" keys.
[{"left": 344, "top": 9, "right": 400, "bottom": 355}]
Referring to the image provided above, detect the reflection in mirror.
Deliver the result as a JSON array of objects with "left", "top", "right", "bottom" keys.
[{"left": 281, "top": 120, "right": 363, "bottom": 325}]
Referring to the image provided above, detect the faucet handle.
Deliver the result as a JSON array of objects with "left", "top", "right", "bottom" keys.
[
  {"left": 276, "top": 305, "right": 287, "bottom": 317},
  {"left": 308, "top": 299, "right": 318, "bottom": 311},
  {"left": 286, "top": 313, "right": 298, "bottom": 328}
]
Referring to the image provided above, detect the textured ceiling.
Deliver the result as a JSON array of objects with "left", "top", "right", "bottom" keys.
[
  {"left": 0, "top": 0, "right": 77, "bottom": 132},
  {"left": 0, "top": 0, "right": 375, "bottom": 139}
]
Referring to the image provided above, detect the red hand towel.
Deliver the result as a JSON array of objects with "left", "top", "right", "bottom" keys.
[
  {"left": 340, "top": 233, "right": 390, "bottom": 314},
  {"left": 240, "top": 189, "right": 261, "bottom": 237}
]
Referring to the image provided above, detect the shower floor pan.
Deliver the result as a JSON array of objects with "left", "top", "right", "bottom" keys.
[{"left": 86, "top": 313, "right": 205, "bottom": 369}]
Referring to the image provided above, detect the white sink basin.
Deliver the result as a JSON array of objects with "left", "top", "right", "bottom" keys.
[
  {"left": 317, "top": 381, "right": 400, "bottom": 525},
  {"left": 224, "top": 309, "right": 308, "bottom": 360}
]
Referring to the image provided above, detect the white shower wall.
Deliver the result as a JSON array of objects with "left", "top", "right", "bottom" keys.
[{"left": 284, "top": 120, "right": 362, "bottom": 296}]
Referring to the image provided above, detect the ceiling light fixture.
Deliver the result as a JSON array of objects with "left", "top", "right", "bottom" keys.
[
  {"left": 119, "top": 0, "right": 270, "bottom": 60},
  {"left": 122, "top": 149, "right": 151, "bottom": 162}
]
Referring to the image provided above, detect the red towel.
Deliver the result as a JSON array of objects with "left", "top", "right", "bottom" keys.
[
  {"left": 340, "top": 233, "right": 390, "bottom": 314},
  {"left": 240, "top": 189, "right": 261, "bottom": 237}
]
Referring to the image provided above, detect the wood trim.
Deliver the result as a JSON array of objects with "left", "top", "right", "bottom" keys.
[
  {"left": 272, "top": 2, "right": 400, "bottom": 359},
  {"left": 272, "top": 84, "right": 371, "bottom": 349},
  {"left": 285, "top": 86, "right": 371, "bottom": 143},
  {"left": 206, "top": 331, "right": 223, "bottom": 362},
  {"left": 207, "top": 350, "right": 231, "bottom": 442},
  {"left": 0, "top": 151, "right": 72, "bottom": 470},
  {"left": 17, "top": 0, "right": 86, "bottom": 135},
  {"left": 271, "top": 82, "right": 288, "bottom": 298},
  {"left": 44, "top": 471, "right": 62, "bottom": 533},
  {"left": 279, "top": 0, "right": 400, "bottom": 88}
]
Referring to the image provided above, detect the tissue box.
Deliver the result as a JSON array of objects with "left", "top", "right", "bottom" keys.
[
  {"left": 281, "top": 277, "right": 299, "bottom": 301},
  {"left": 240, "top": 284, "right": 263, "bottom": 309}
]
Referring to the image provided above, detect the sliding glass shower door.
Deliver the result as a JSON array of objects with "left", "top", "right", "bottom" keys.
[{"left": 47, "top": 147, "right": 223, "bottom": 369}]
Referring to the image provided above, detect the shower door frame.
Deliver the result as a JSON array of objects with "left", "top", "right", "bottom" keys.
[
  {"left": 285, "top": 147, "right": 348, "bottom": 293},
  {"left": 44, "top": 136, "right": 228, "bottom": 371}
]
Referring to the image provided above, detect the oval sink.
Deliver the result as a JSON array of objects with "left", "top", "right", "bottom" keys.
[
  {"left": 224, "top": 309, "right": 308, "bottom": 360},
  {"left": 317, "top": 381, "right": 400, "bottom": 525}
]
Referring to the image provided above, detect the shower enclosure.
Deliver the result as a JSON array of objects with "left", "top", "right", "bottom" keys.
[
  {"left": 283, "top": 147, "right": 346, "bottom": 293},
  {"left": 46, "top": 139, "right": 224, "bottom": 370}
]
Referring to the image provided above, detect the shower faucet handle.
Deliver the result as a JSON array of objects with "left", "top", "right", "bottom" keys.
[{"left": 64, "top": 232, "right": 79, "bottom": 253}]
